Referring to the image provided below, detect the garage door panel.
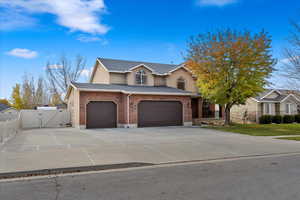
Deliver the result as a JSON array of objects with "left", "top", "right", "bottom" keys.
[
  {"left": 138, "top": 101, "right": 182, "bottom": 127},
  {"left": 86, "top": 101, "right": 117, "bottom": 129}
]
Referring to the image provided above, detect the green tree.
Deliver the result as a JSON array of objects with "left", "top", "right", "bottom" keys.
[
  {"left": 11, "top": 84, "right": 23, "bottom": 110},
  {"left": 186, "top": 29, "right": 276, "bottom": 125},
  {"left": 22, "top": 75, "right": 35, "bottom": 109}
]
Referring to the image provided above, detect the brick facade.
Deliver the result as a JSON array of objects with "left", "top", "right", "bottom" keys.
[
  {"left": 78, "top": 91, "right": 192, "bottom": 128},
  {"left": 79, "top": 91, "right": 126, "bottom": 126}
]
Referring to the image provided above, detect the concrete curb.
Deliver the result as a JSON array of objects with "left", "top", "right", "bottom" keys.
[
  {"left": 3, "top": 152, "right": 300, "bottom": 180},
  {"left": 0, "top": 162, "right": 154, "bottom": 180}
]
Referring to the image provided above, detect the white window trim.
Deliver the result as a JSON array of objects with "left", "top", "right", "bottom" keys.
[
  {"left": 264, "top": 103, "right": 272, "bottom": 115},
  {"left": 177, "top": 77, "right": 186, "bottom": 90},
  {"left": 285, "top": 103, "right": 292, "bottom": 114},
  {"left": 135, "top": 70, "right": 147, "bottom": 85}
]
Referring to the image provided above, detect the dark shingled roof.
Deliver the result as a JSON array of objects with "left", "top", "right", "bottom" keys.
[
  {"left": 72, "top": 82, "right": 192, "bottom": 95},
  {"left": 0, "top": 103, "right": 11, "bottom": 112},
  {"left": 254, "top": 89, "right": 300, "bottom": 102},
  {"left": 98, "top": 58, "right": 180, "bottom": 74}
]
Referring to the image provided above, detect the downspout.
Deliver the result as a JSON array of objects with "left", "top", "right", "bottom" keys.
[{"left": 127, "top": 93, "right": 133, "bottom": 128}]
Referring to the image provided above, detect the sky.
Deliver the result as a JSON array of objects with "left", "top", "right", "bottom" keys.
[{"left": 0, "top": 0, "right": 300, "bottom": 99}]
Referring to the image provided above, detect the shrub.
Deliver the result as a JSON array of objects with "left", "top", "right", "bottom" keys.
[
  {"left": 272, "top": 115, "right": 282, "bottom": 124},
  {"left": 295, "top": 114, "right": 300, "bottom": 123},
  {"left": 259, "top": 115, "right": 272, "bottom": 124},
  {"left": 283, "top": 115, "right": 295, "bottom": 123}
]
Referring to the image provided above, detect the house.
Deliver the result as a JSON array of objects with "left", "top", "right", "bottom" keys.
[
  {"left": 65, "top": 58, "right": 223, "bottom": 128},
  {"left": 231, "top": 89, "right": 300, "bottom": 123},
  {"left": 0, "top": 103, "right": 18, "bottom": 121},
  {"left": 0, "top": 103, "right": 17, "bottom": 114}
]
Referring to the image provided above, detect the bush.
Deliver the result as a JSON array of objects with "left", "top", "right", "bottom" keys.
[
  {"left": 259, "top": 115, "right": 273, "bottom": 124},
  {"left": 272, "top": 115, "right": 282, "bottom": 124},
  {"left": 283, "top": 115, "right": 295, "bottom": 123},
  {"left": 295, "top": 114, "right": 300, "bottom": 123}
]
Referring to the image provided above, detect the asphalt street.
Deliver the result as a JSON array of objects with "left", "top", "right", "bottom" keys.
[{"left": 1, "top": 154, "right": 300, "bottom": 200}]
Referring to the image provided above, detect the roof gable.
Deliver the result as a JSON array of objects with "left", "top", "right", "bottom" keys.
[
  {"left": 253, "top": 89, "right": 300, "bottom": 102},
  {"left": 129, "top": 64, "right": 154, "bottom": 72},
  {"left": 280, "top": 94, "right": 300, "bottom": 103}
]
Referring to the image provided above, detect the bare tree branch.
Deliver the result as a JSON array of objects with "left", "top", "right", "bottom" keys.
[
  {"left": 45, "top": 54, "right": 86, "bottom": 102},
  {"left": 282, "top": 21, "right": 300, "bottom": 88}
]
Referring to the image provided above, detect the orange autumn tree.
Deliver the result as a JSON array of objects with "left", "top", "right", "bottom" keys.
[{"left": 186, "top": 29, "right": 276, "bottom": 125}]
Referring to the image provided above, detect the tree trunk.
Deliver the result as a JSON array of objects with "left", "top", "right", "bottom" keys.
[{"left": 224, "top": 105, "right": 232, "bottom": 126}]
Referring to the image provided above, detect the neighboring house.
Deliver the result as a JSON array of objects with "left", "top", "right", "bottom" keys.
[
  {"left": 231, "top": 89, "right": 300, "bottom": 123},
  {"left": 0, "top": 103, "right": 18, "bottom": 121},
  {"left": 65, "top": 58, "right": 223, "bottom": 129},
  {"left": 34, "top": 104, "right": 67, "bottom": 110},
  {"left": 0, "top": 103, "right": 17, "bottom": 114}
]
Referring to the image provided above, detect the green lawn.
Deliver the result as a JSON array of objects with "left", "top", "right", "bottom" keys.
[
  {"left": 205, "top": 123, "right": 300, "bottom": 136},
  {"left": 277, "top": 137, "right": 300, "bottom": 141}
]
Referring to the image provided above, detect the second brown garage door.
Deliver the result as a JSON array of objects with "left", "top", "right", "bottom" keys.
[
  {"left": 86, "top": 101, "right": 117, "bottom": 129},
  {"left": 138, "top": 101, "right": 183, "bottom": 127}
]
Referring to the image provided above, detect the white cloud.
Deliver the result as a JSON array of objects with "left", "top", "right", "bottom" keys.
[
  {"left": 47, "top": 64, "right": 63, "bottom": 69},
  {"left": 0, "top": 10, "right": 36, "bottom": 30},
  {"left": 279, "top": 58, "right": 290, "bottom": 64},
  {"left": 6, "top": 48, "right": 38, "bottom": 59},
  {"left": 197, "top": 0, "right": 237, "bottom": 6},
  {"left": 77, "top": 34, "right": 108, "bottom": 44},
  {"left": 0, "top": 0, "right": 109, "bottom": 34},
  {"left": 80, "top": 69, "right": 91, "bottom": 77}
]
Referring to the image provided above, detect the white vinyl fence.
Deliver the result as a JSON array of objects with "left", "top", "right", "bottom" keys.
[
  {"left": 0, "top": 114, "right": 20, "bottom": 145},
  {"left": 0, "top": 112, "right": 19, "bottom": 121},
  {"left": 20, "top": 109, "right": 71, "bottom": 129}
]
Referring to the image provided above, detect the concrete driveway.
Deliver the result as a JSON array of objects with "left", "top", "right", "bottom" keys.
[{"left": 1, "top": 127, "right": 300, "bottom": 173}]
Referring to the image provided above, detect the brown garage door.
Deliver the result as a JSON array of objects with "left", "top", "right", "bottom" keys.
[
  {"left": 138, "top": 101, "right": 183, "bottom": 127},
  {"left": 86, "top": 101, "right": 117, "bottom": 129}
]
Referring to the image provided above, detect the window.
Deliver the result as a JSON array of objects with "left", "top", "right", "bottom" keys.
[
  {"left": 135, "top": 70, "right": 147, "bottom": 85},
  {"left": 177, "top": 77, "right": 185, "bottom": 90},
  {"left": 264, "top": 103, "right": 272, "bottom": 114},
  {"left": 285, "top": 103, "right": 291, "bottom": 114}
]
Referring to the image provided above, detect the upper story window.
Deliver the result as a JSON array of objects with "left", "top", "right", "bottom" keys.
[
  {"left": 177, "top": 77, "right": 186, "bottom": 90},
  {"left": 135, "top": 69, "right": 147, "bottom": 85}
]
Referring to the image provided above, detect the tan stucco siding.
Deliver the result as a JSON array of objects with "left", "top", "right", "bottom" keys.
[
  {"left": 231, "top": 98, "right": 259, "bottom": 123},
  {"left": 280, "top": 97, "right": 299, "bottom": 115},
  {"left": 154, "top": 76, "right": 166, "bottom": 86},
  {"left": 91, "top": 62, "right": 110, "bottom": 84},
  {"left": 67, "top": 88, "right": 80, "bottom": 127},
  {"left": 127, "top": 66, "right": 154, "bottom": 86},
  {"left": 110, "top": 72, "right": 127, "bottom": 84},
  {"left": 166, "top": 68, "right": 197, "bottom": 93}
]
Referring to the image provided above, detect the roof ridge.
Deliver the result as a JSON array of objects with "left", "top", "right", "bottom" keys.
[
  {"left": 98, "top": 57, "right": 178, "bottom": 66},
  {"left": 73, "top": 82, "right": 180, "bottom": 89}
]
